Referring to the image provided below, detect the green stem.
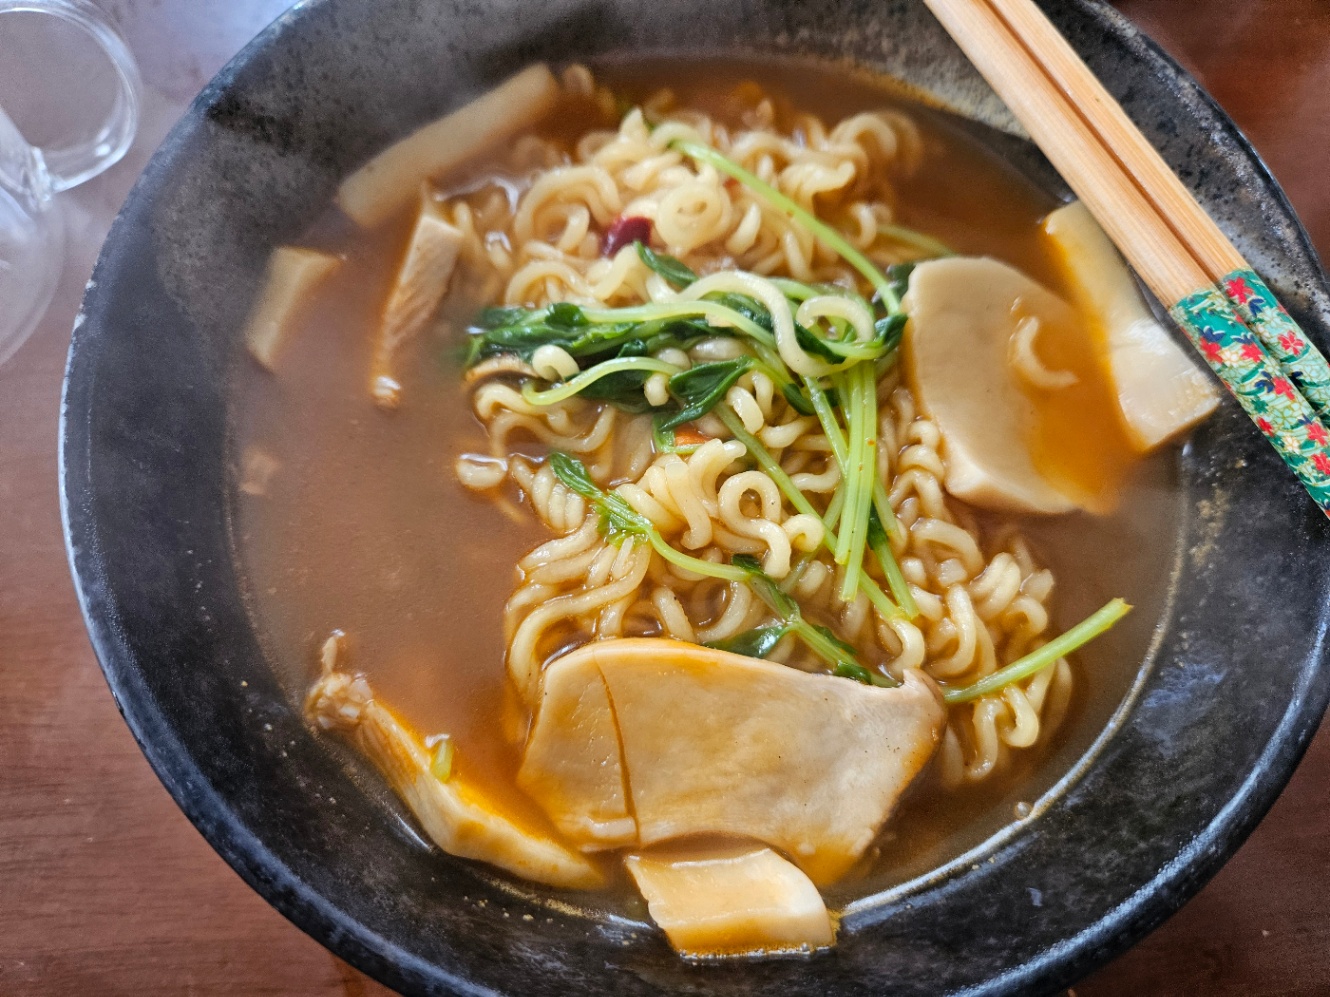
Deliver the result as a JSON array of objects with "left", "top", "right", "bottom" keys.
[
  {"left": 716, "top": 406, "right": 821, "bottom": 522},
  {"left": 672, "top": 139, "right": 899, "bottom": 309},
  {"left": 877, "top": 223, "right": 955, "bottom": 259},
  {"left": 718, "top": 404, "right": 901, "bottom": 620},
  {"left": 837, "top": 364, "right": 878, "bottom": 602},
  {"left": 807, "top": 377, "right": 903, "bottom": 546},
  {"left": 830, "top": 373, "right": 857, "bottom": 568},
  {"left": 770, "top": 278, "right": 870, "bottom": 309},
  {"left": 778, "top": 555, "right": 812, "bottom": 594},
  {"left": 942, "top": 599, "right": 1132, "bottom": 705},
  {"left": 806, "top": 380, "right": 848, "bottom": 460},
  {"left": 823, "top": 481, "right": 847, "bottom": 533},
  {"left": 807, "top": 377, "right": 910, "bottom": 614},
  {"left": 857, "top": 569, "right": 905, "bottom": 621},
  {"left": 551, "top": 452, "right": 750, "bottom": 584},
  {"left": 522, "top": 357, "right": 681, "bottom": 406},
  {"left": 645, "top": 532, "right": 749, "bottom": 583},
  {"left": 583, "top": 300, "right": 775, "bottom": 346},
  {"left": 872, "top": 481, "right": 903, "bottom": 547},
  {"left": 870, "top": 528, "right": 918, "bottom": 620},
  {"left": 791, "top": 620, "right": 855, "bottom": 669}
]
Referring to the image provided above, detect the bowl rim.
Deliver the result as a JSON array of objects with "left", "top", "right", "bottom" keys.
[{"left": 59, "top": 1, "right": 1330, "bottom": 993}]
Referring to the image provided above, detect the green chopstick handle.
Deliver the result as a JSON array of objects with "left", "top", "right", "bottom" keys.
[
  {"left": 1221, "top": 269, "right": 1330, "bottom": 420},
  {"left": 1171, "top": 286, "right": 1330, "bottom": 517}
]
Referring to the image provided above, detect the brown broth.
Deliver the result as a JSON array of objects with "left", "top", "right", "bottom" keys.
[{"left": 230, "top": 57, "right": 1181, "bottom": 916}]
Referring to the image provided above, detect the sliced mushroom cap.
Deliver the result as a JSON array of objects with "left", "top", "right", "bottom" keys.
[
  {"left": 518, "top": 637, "right": 946, "bottom": 885},
  {"left": 337, "top": 63, "right": 561, "bottom": 229},
  {"left": 371, "top": 192, "right": 464, "bottom": 409},
  {"left": 625, "top": 841, "right": 834, "bottom": 958},
  {"left": 517, "top": 649, "right": 635, "bottom": 843},
  {"left": 243, "top": 246, "right": 341, "bottom": 370},
  {"left": 1043, "top": 200, "right": 1219, "bottom": 452},
  {"left": 905, "top": 257, "right": 1078, "bottom": 515},
  {"left": 307, "top": 653, "right": 603, "bottom": 890}
]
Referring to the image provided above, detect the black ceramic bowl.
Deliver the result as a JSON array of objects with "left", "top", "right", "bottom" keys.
[{"left": 61, "top": 0, "right": 1330, "bottom": 993}]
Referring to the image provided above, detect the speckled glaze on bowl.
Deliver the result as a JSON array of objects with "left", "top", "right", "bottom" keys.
[{"left": 61, "top": 0, "right": 1330, "bottom": 994}]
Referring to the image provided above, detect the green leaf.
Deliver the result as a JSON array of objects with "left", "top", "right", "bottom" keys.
[
  {"left": 706, "top": 292, "right": 773, "bottom": 332},
  {"left": 577, "top": 341, "right": 659, "bottom": 412},
  {"left": 636, "top": 242, "right": 698, "bottom": 289},
  {"left": 466, "top": 296, "right": 762, "bottom": 369},
  {"left": 546, "top": 302, "right": 588, "bottom": 328},
  {"left": 866, "top": 505, "right": 888, "bottom": 550},
  {"left": 549, "top": 451, "right": 603, "bottom": 502},
  {"left": 707, "top": 623, "right": 795, "bottom": 659},
  {"left": 833, "top": 661, "right": 874, "bottom": 684},
  {"left": 465, "top": 306, "right": 628, "bottom": 363},
  {"left": 886, "top": 262, "right": 916, "bottom": 306},
  {"left": 659, "top": 357, "right": 753, "bottom": 431},
  {"left": 644, "top": 319, "right": 714, "bottom": 353},
  {"left": 729, "top": 552, "right": 763, "bottom": 574},
  {"left": 794, "top": 320, "right": 847, "bottom": 363},
  {"left": 476, "top": 305, "right": 530, "bottom": 329},
  {"left": 832, "top": 661, "right": 894, "bottom": 687},
  {"left": 873, "top": 312, "right": 907, "bottom": 352},
  {"left": 781, "top": 381, "right": 815, "bottom": 416},
  {"left": 652, "top": 419, "right": 679, "bottom": 453},
  {"left": 811, "top": 623, "right": 859, "bottom": 661},
  {"left": 730, "top": 553, "right": 799, "bottom": 620}
]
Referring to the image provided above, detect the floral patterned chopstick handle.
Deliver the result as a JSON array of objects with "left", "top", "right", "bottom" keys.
[
  {"left": 1172, "top": 286, "right": 1330, "bottom": 517},
  {"left": 1222, "top": 269, "right": 1330, "bottom": 420}
]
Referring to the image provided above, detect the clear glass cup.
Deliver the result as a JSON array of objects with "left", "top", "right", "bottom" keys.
[{"left": 0, "top": 0, "right": 140, "bottom": 366}]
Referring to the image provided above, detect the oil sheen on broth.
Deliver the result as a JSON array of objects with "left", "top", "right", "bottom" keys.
[{"left": 231, "top": 58, "right": 1180, "bottom": 912}]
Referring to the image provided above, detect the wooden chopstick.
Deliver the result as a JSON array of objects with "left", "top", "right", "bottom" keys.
[
  {"left": 982, "top": 0, "right": 1246, "bottom": 280},
  {"left": 979, "top": 0, "right": 1330, "bottom": 421},
  {"left": 921, "top": 0, "right": 1205, "bottom": 304},
  {"left": 922, "top": 0, "right": 1330, "bottom": 517}
]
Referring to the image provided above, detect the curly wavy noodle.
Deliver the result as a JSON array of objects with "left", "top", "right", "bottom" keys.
[
  {"left": 430, "top": 69, "right": 923, "bottom": 313},
  {"left": 456, "top": 71, "right": 1070, "bottom": 794},
  {"left": 873, "top": 376, "right": 1073, "bottom": 788}
]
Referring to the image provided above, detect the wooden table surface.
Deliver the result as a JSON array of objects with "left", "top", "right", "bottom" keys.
[{"left": 1, "top": 1, "right": 1326, "bottom": 994}]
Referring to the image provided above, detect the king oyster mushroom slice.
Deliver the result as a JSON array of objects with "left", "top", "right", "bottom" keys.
[
  {"left": 518, "top": 637, "right": 946, "bottom": 885},
  {"left": 370, "top": 190, "right": 465, "bottom": 410},
  {"left": 624, "top": 841, "right": 835, "bottom": 958},
  {"left": 337, "top": 63, "right": 560, "bottom": 229},
  {"left": 306, "top": 639, "right": 603, "bottom": 890},
  {"left": 905, "top": 256, "right": 1080, "bottom": 515},
  {"left": 1042, "top": 200, "right": 1219, "bottom": 451},
  {"left": 243, "top": 246, "right": 341, "bottom": 370}
]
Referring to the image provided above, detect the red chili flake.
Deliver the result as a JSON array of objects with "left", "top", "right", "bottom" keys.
[{"left": 601, "top": 215, "right": 652, "bottom": 256}]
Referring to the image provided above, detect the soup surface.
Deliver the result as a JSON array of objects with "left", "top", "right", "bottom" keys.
[{"left": 231, "top": 57, "right": 1182, "bottom": 917}]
